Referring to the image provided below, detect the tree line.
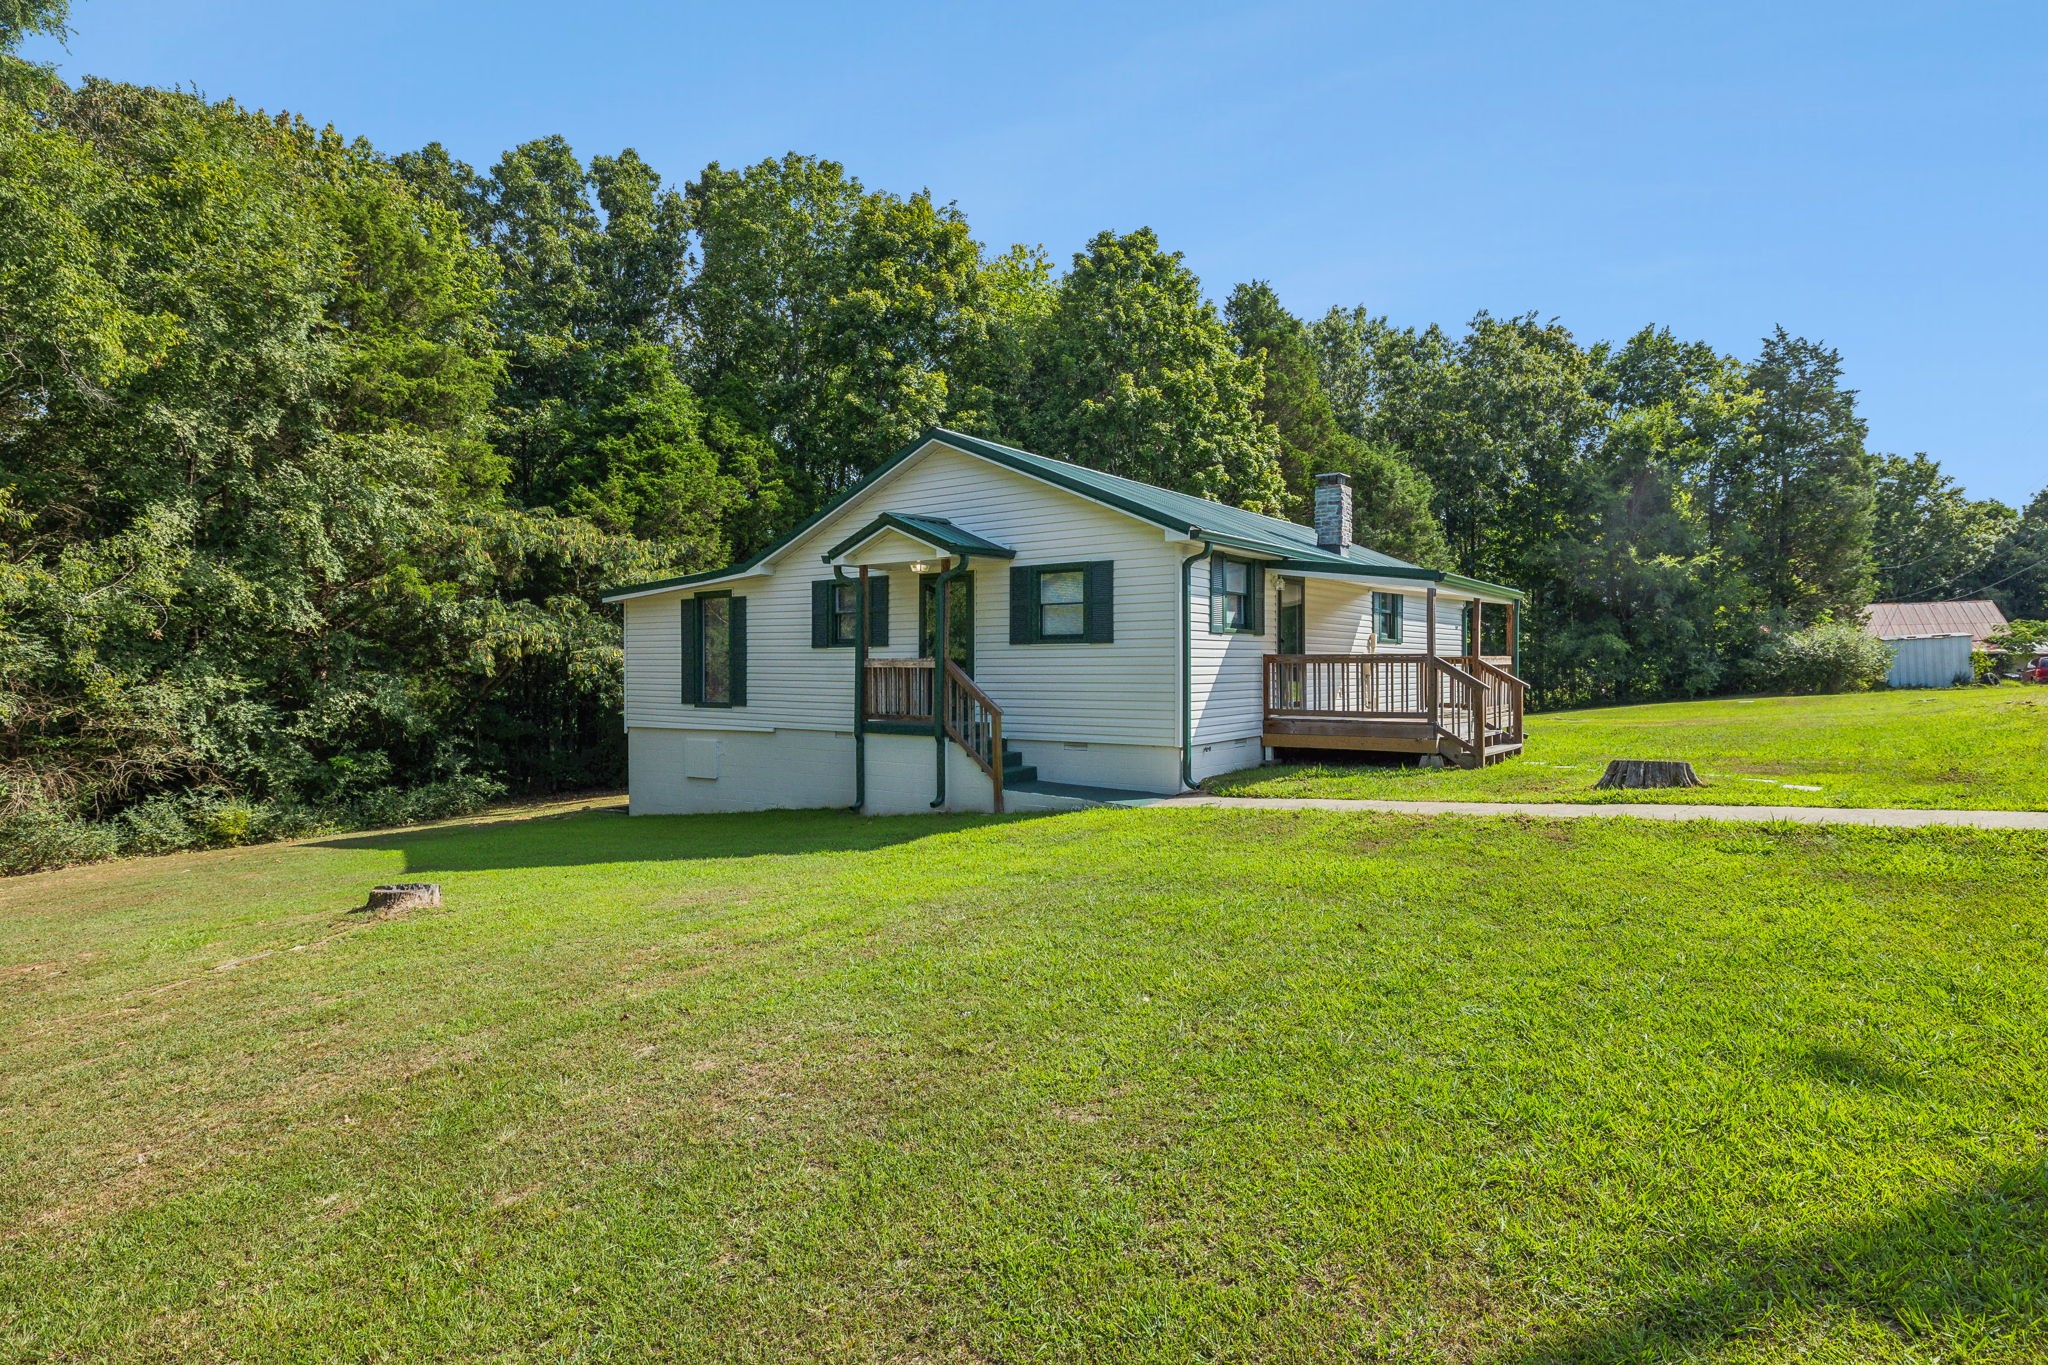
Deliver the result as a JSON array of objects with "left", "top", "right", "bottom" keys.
[{"left": 3, "top": 1, "right": 2043, "bottom": 868}]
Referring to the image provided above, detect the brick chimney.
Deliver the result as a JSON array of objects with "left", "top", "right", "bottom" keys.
[{"left": 1314, "top": 472, "right": 1352, "bottom": 553}]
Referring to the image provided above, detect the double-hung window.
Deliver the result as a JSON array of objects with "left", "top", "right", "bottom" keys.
[
  {"left": 1009, "top": 562, "right": 1114, "bottom": 643},
  {"left": 681, "top": 591, "right": 747, "bottom": 706},
  {"left": 1037, "top": 569, "right": 1086, "bottom": 639},
  {"left": 828, "top": 582, "right": 859, "bottom": 645},
  {"left": 1373, "top": 591, "right": 1405, "bottom": 644},
  {"left": 810, "top": 576, "right": 889, "bottom": 647},
  {"left": 1208, "top": 555, "right": 1264, "bottom": 634}
]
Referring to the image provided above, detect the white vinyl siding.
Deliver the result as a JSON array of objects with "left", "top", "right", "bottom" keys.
[
  {"left": 622, "top": 442, "right": 1182, "bottom": 748},
  {"left": 1189, "top": 552, "right": 1275, "bottom": 745},
  {"left": 1302, "top": 579, "right": 1483, "bottom": 655}
]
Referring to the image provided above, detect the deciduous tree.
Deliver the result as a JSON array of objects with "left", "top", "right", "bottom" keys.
[{"left": 1011, "top": 228, "right": 1285, "bottom": 512}]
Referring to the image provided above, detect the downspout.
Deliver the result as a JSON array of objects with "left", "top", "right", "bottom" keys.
[
  {"left": 1179, "top": 537, "right": 1212, "bottom": 791},
  {"left": 929, "top": 554, "right": 971, "bottom": 808},
  {"left": 835, "top": 565, "right": 867, "bottom": 812}
]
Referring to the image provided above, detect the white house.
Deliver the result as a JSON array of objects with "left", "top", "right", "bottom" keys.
[{"left": 605, "top": 429, "right": 1526, "bottom": 814}]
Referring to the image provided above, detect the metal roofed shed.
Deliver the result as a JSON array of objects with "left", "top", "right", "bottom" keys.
[{"left": 1862, "top": 599, "right": 2008, "bottom": 649}]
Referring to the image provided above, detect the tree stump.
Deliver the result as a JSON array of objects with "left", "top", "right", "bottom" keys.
[
  {"left": 1593, "top": 760, "right": 1704, "bottom": 790},
  {"left": 359, "top": 883, "right": 441, "bottom": 916}
]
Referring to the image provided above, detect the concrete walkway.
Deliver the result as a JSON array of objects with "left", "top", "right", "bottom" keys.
[{"left": 1159, "top": 794, "right": 2048, "bottom": 830}]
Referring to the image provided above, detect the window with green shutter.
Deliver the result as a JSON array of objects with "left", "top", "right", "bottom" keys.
[
  {"left": 811, "top": 576, "right": 888, "bottom": 647},
  {"left": 681, "top": 591, "right": 747, "bottom": 706},
  {"left": 1373, "top": 591, "right": 1405, "bottom": 644},
  {"left": 1008, "top": 562, "right": 1113, "bottom": 643},
  {"left": 1208, "top": 555, "right": 1265, "bottom": 634}
]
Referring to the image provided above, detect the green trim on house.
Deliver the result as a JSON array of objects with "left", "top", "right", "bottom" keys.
[
  {"left": 1009, "top": 561, "right": 1114, "bottom": 644},
  {"left": 1372, "top": 590, "right": 1405, "bottom": 644},
  {"left": 602, "top": 427, "right": 1525, "bottom": 603},
  {"left": 1208, "top": 553, "right": 1266, "bottom": 635},
  {"left": 824, "top": 512, "right": 1015, "bottom": 564},
  {"left": 684, "top": 589, "right": 743, "bottom": 709}
]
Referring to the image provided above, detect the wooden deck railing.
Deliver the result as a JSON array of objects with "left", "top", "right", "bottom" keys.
[
  {"left": 864, "top": 658, "right": 933, "bottom": 723},
  {"left": 1264, "top": 652, "right": 1524, "bottom": 761},
  {"left": 1263, "top": 653, "right": 1430, "bottom": 718}
]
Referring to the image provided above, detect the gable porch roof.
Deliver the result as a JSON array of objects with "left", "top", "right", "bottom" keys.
[{"left": 824, "top": 512, "right": 1016, "bottom": 565}]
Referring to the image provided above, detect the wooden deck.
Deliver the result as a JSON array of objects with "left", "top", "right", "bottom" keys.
[{"left": 1262, "top": 653, "right": 1526, "bottom": 768}]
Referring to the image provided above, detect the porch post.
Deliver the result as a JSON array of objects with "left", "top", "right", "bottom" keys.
[
  {"left": 1508, "top": 600, "right": 1519, "bottom": 675},
  {"left": 1425, "top": 584, "right": 1439, "bottom": 733}
]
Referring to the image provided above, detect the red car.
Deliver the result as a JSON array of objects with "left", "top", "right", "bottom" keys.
[{"left": 2027, "top": 655, "right": 2048, "bottom": 683}]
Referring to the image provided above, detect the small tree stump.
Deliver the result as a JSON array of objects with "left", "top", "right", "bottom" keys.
[
  {"left": 1594, "top": 760, "right": 1704, "bottom": 790},
  {"left": 359, "top": 883, "right": 441, "bottom": 916}
]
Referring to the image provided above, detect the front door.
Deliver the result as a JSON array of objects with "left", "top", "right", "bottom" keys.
[
  {"left": 1276, "top": 576, "right": 1305, "bottom": 655},
  {"left": 920, "top": 572, "right": 975, "bottom": 676}
]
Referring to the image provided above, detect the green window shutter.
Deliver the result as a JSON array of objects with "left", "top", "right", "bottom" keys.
[
  {"left": 1083, "top": 560, "right": 1114, "bottom": 642},
  {"left": 679, "top": 598, "right": 703, "bottom": 704},
  {"left": 729, "top": 596, "right": 748, "bottom": 706},
  {"left": 868, "top": 575, "right": 890, "bottom": 646},
  {"left": 1009, "top": 566, "right": 1035, "bottom": 644},
  {"left": 811, "top": 580, "right": 834, "bottom": 648},
  {"left": 1208, "top": 556, "right": 1225, "bottom": 633},
  {"left": 1247, "top": 563, "right": 1266, "bottom": 635}
]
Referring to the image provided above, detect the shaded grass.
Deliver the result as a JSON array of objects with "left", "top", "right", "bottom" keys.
[
  {"left": 1211, "top": 687, "right": 2048, "bottom": 809},
  {"left": 3, "top": 799, "right": 2046, "bottom": 1361}
]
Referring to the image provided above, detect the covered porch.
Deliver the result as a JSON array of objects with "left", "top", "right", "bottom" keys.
[
  {"left": 1263, "top": 589, "right": 1526, "bottom": 768},
  {"left": 824, "top": 512, "right": 1017, "bottom": 808}
]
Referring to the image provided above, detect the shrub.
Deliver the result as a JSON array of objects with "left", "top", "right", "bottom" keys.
[
  {"left": 115, "top": 796, "right": 198, "bottom": 855},
  {"left": 1745, "top": 623, "right": 1892, "bottom": 695},
  {"left": 1986, "top": 620, "right": 2048, "bottom": 670},
  {"left": 3, "top": 776, "right": 503, "bottom": 877},
  {"left": 0, "top": 804, "right": 121, "bottom": 876}
]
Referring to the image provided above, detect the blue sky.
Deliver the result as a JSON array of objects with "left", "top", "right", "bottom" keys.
[{"left": 27, "top": 1, "right": 2046, "bottom": 504}]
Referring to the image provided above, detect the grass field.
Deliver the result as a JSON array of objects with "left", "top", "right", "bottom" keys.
[
  {"left": 5, "top": 800, "right": 2045, "bottom": 1361},
  {"left": 1209, "top": 687, "right": 2048, "bottom": 809}
]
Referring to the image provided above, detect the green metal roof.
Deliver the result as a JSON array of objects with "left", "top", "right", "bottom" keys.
[
  {"left": 601, "top": 428, "right": 1524, "bottom": 602},
  {"left": 824, "top": 512, "right": 1016, "bottom": 563}
]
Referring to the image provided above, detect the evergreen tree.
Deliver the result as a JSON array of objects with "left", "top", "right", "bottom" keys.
[
  {"left": 1735, "top": 328, "right": 1877, "bottom": 620},
  {"left": 397, "top": 137, "right": 775, "bottom": 561},
  {"left": 1224, "top": 281, "right": 1448, "bottom": 566}
]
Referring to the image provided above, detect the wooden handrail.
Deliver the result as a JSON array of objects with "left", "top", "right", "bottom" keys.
[
  {"left": 1428, "top": 656, "right": 1486, "bottom": 754},
  {"left": 1459, "top": 654, "right": 1526, "bottom": 745},
  {"left": 941, "top": 659, "right": 1004, "bottom": 813}
]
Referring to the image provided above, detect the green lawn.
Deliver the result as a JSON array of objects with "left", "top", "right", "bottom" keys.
[
  {"left": 4, "top": 801, "right": 2045, "bottom": 1361},
  {"left": 1211, "top": 687, "right": 2048, "bottom": 808}
]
